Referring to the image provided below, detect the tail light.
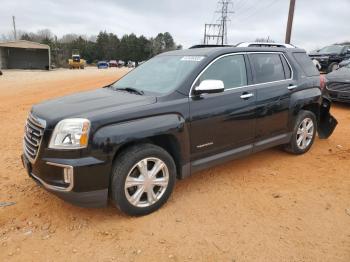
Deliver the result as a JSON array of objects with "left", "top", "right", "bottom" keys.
[{"left": 320, "top": 74, "right": 326, "bottom": 90}]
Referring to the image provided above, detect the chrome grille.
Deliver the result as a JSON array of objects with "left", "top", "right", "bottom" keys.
[
  {"left": 327, "top": 82, "right": 350, "bottom": 92},
  {"left": 23, "top": 113, "right": 46, "bottom": 163}
]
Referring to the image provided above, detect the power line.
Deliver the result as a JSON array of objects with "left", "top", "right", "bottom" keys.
[{"left": 232, "top": 0, "right": 280, "bottom": 23}]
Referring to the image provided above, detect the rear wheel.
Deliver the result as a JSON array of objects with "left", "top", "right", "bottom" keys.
[
  {"left": 110, "top": 144, "right": 176, "bottom": 216},
  {"left": 284, "top": 110, "right": 317, "bottom": 154}
]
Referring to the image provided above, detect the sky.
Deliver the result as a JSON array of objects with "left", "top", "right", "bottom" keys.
[{"left": 0, "top": 0, "right": 349, "bottom": 51}]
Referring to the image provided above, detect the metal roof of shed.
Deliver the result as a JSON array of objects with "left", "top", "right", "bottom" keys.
[{"left": 0, "top": 40, "right": 49, "bottom": 49}]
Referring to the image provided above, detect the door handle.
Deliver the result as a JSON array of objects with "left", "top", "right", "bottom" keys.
[
  {"left": 288, "top": 85, "right": 297, "bottom": 90},
  {"left": 240, "top": 93, "right": 254, "bottom": 99}
]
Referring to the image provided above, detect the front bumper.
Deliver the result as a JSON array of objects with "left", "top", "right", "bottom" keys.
[
  {"left": 327, "top": 90, "right": 350, "bottom": 103},
  {"left": 21, "top": 154, "right": 109, "bottom": 208}
]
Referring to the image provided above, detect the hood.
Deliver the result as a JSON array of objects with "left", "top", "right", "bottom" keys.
[
  {"left": 309, "top": 51, "right": 340, "bottom": 57},
  {"left": 32, "top": 88, "right": 156, "bottom": 126},
  {"left": 326, "top": 67, "right": 350, "bottom": 81}
]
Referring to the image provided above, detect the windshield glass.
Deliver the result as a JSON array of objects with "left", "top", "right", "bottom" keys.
[
  {"left": 112, "top": 55, "right": 204, "bottom": 94},
  {"left": 319, "top": 45, "right": 343, "bottom": 54}
]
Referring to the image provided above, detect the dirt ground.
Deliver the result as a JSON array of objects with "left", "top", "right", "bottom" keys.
[{"left": 0, "top": 68, "right": 349, "bottom": 262}]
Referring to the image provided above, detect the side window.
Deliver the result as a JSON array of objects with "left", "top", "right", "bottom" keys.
[
  {"left": 197, "top": 55, "right": 247, "bottom": 90},
  {"left": 280, "top": 54, "right": 292, "bottom": 79},
  {"left": 292, "top": 52, "right": 319, "bottom": 77},
  {"left": 250, "top": 53, "right": 286, "bottom": 84}
]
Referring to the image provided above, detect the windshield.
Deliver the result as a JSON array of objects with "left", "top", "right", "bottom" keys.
[
  {"left": 318, "top": 45, "right": 343, "bottom": 54},
  {"left": 112, "top": 55, "right": 204, "bottom": 94}
]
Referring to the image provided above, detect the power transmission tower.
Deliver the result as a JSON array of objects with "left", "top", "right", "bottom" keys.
[
  {"left": 216, "top": 0, "right": 234, "bottom": 45},
  {"left": 203, "top": 23, "right": 222, "bottom": 45},
  {"left": 285, "top": 0, "right": 296, "bottom": 44},
  {"left": 12, "top": 16, "right": 17, "bottom": 40},
  {"left": 203, "top": 0, "right": 233, "bottom": 45}
]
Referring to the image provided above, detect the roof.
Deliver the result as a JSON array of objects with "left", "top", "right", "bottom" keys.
[
  {"left": 0, "top": 40, "right": 49, "bottom": 50},
  {"left": 160, "top": 46, "right": 306, "bottom": 57}
]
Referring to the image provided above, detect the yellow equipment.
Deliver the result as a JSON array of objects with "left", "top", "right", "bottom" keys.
[{"left": 68, "top": 54, "right": 85, "bottom": 69}]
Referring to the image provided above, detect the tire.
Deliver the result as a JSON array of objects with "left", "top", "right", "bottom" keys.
[
  {"left": 110, "top": 144, "right": 176, "bottom": 216},
  {"left": 327, "top": 62, "right": 338, "bottom": 73},
  {"left": 284, "top": 110, "right": 317, "bottom": 155}
]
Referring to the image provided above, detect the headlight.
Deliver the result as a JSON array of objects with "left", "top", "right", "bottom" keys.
[{"left": 49, "top": 118, "right": 90, "bottom": 149}]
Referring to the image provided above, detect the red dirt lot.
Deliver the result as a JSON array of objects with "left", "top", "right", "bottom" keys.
[{"left": 0, "top": 68, "right": 349, "bottom": 262}]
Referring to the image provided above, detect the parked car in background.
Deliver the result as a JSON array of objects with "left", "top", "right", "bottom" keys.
[
  {"left": 309, "top": 44, "right": 350, "bottom": 73},
  {"left": 326, "top": 63, "right": 350, "bottom": 103},
  {"left": 127, "top": 61, "right": 136, "bottom": 68},
  {"left": 118, "top": 60, "right": 125, "bottom": 67},
  {"left": 339, "top": 59, "right": 350, "bottom": 68},
  {"left": 109, "top": 60, "right": 118, "bottom": 67},
  {"left": 97, "top": 61, "right": 109, "bottom": 69}
]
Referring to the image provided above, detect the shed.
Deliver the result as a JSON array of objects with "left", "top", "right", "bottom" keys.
[{"left": 0, "top": 40, "right": 50, "bottom": 70}]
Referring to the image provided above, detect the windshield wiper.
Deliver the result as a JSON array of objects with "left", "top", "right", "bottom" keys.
[{"left": 116, "top": 87, "right": 144, "bottom": 95}]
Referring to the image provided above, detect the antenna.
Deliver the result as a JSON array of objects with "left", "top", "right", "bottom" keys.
[{"left": 12, "top": 16, "right": 17, "bottom": 40}]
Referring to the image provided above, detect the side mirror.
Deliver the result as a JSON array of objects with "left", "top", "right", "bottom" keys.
[{"left": 194, "top": 80, "right": 224, "bottom": 95}]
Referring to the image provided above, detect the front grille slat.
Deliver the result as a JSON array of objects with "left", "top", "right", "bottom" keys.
[{"left": 23, "top": 113, "right": 45, "bottom": 163}]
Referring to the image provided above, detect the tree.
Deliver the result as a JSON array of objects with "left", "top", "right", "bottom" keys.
[{"left": 255, "top": 37, "right": 274, "bottom": 43}]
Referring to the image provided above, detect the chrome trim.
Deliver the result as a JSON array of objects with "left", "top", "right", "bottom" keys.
[
  {"left": 28, "top": 113, "right": 47, "bottom": 128},
  {"left": 288, "top": 85, "right": 298, "bottom": 90},
  {"left": 30, "top": 162, "right": 74, "bottom": 192},
  {"left": 189, "top": 51, "right": 294, "bottom": 98},
  {"left": 23, "top": 113, "right": 46, "bottom": 164},
  {"left": 240, "top": 93, "right": 254, "bottom": 99}
]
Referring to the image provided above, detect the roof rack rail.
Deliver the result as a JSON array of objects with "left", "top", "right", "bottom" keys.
[{"left": 189, "top": 44, "right": 234, "bottom": 49}]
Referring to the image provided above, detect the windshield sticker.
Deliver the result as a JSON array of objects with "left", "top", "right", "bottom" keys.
[{"left": 181, "top": 56, "right": 205, "bottom": 62}]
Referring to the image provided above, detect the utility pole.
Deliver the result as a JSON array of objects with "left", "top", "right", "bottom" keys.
[
  {"left": 12, "top": 16, "right": 17, "bottom": 40},
  {"left": 285, "top": 0, "right": 296, "bottom": 44},
  {"left": 203, "top": 0, "right": 233, "bottom": 45}
]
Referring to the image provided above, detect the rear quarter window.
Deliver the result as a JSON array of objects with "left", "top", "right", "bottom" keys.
[{"left": 292, "top": 52, "right": 319, "bottom": 77}]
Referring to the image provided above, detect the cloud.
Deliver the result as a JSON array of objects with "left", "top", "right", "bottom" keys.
[{"left": 0, "top": 0, "right": 348, "bottom": 51}]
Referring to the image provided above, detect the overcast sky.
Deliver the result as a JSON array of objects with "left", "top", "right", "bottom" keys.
[{"left": 0, "top": 0, "right": 349, "bottom": 51}]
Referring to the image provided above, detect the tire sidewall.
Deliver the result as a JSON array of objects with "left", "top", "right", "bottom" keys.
[{"left": 111, "top": 145, "right": 176, "bottom": 216}]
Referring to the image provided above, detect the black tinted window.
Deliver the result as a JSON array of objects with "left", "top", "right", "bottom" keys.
[
  {"left": 250, "top": 53, "right": 285, "bottom": 84},
  {"left": 198, "top": 55, "right": 247, "bottom": 89},
  {"left": 292, "top": 52, "right": 319, "bottom": 77}
]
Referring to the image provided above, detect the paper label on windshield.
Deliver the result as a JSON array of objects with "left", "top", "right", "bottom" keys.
[{"left": 181, "top": 56, "right": 205, "bottom": 62}]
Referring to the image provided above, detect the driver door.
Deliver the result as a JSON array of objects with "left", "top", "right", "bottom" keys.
[{"left": 189, "top": 54, "right": 256, "bottom": 170}]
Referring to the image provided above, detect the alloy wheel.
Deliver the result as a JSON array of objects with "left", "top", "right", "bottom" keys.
[
  {"left": 124, "top": 157, "right": 169, "bottom": 208},
  {"left": 296, "top": 118, "right": 314, "bottom": 150}
]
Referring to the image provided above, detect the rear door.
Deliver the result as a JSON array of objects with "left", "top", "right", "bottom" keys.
[{"left": 248, "top": 52, "right": 295, "bottom": 149}]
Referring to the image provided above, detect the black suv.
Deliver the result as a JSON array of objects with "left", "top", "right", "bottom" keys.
[
  {"left": 22, "top": 47, "right": 337, "bottom": 216},
  {"left": 309, "top": 44, "right": 350, "bottom": 73}
]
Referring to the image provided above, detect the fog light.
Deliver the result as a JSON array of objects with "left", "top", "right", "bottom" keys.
[{"left": 63, "top": 167, "right": 73, "bottom": 184}]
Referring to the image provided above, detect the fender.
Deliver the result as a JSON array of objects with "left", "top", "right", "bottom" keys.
[
  {"left": 92, "top": 114, "right": 191, "bottom": 178},
  {"left": 290, "top": 87, "right": 322, "bottom": 114}
]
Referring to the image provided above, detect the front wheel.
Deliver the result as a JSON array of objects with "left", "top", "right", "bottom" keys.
[
  {"left": 284, "top": 110, "right": 317, "bottom": 154},
  {"left": 110, "top": 144, "right": 176, "bottom": 216},
  {"left": 328, "top": 62, "right": 338, "bottom": 73}
]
